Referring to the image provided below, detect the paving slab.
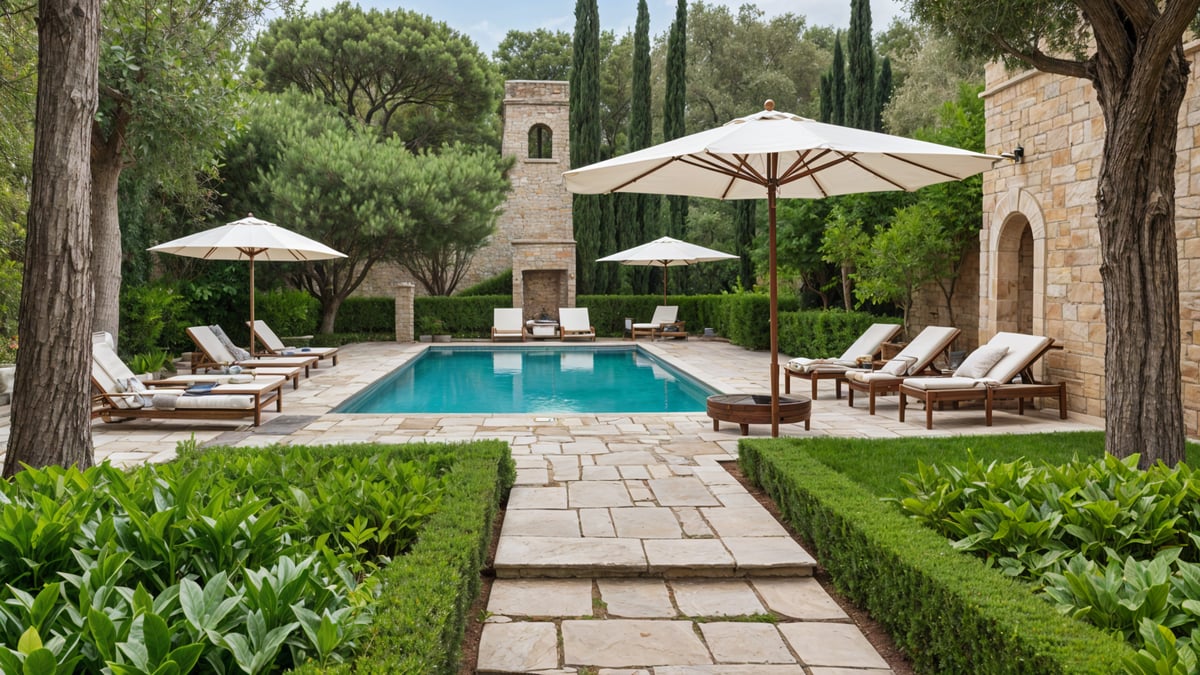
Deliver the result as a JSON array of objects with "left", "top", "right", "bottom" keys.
[
  {"left": 699, "top": 622, "right": 795, "bottom": 664},
  {"left": 487, "top": 579, "right": 593, "bottom": 617},
  {"left": 701, "top": 506, "right": 791, "bottom": 538},
  {"left": 508, "top": 486, "right": 568, "bottom": 509},
  {"left": 494, "top": 536, "right": 647, "bottom": 577},
  {"left": 610, "top": 507, "right": 684, "bottom": 539},
  {"left": 561, "top": 620, "right": 712, "bottom": 668},
  {"left": 723, "top": 536, "right": 818, "bottom": 575},
  {"left": 579, "top": 508, "right": 616, "bottom": 537},
  {"left": 752, "top": 578, "right": 848, "bottom": 620},
  {"left": 648, "top": 477, "right": 722, "bottom": 506},
  {"left": 644, "top": 539, "right": 735, "bottom": 576},
  {"left": 672, "top": 579, "right": 765, "bottom": 617},
  {"left": 500, "top": 509, "right": 580, "bottom": 538},
  {"left": 476, "top": 621, "right": 558, "bottom": 673},
  {"left": 569, "top": 480, "right": 634, "bottom": 508},
  {"left": 778, "top": 622, "right": 891, "bottom": 670},
  {"left": 597, "top": 579, "right": 675, "bottom": 618}
]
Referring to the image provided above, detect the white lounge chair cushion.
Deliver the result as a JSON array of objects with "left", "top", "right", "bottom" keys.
[
  {"left": 954, "top": 345, "right": 1009, "bottom": 379},
  {"left": 984, "top": 333, "right": 1054, "bottom": 383},
  {"left": 903, "top": 376, "right": 993, "bottom": 390},
  {"left": 846, "top": 370, "right": 904, "bottom": 383},
  {"left": 838, "top": 323, "right": 902, "bottom": 361},
  {"left": 786, "top": 357, "right": 856, "bottom": 373},
  {"left": 878, "top": 355, "right": 917, "bottom": 376},
  {"left": 151, "top": 391, "right": 254, "bottom": 410}
]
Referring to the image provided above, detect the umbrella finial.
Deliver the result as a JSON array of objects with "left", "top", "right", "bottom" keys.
[{"left": 764, "top": 99, "right": 775, "bottom": 111}]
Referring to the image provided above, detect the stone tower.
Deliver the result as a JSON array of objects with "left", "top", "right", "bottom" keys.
[{"left": 484, "top": 80, "right": 576, "bottom": 319}]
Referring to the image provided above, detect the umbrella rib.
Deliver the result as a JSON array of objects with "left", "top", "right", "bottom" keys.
[
  {"left": 883, "top": 152, "right": 968, "bottom": 181},
  {"left": 610, "top": 157, "right": 680, "bottom": 192}
]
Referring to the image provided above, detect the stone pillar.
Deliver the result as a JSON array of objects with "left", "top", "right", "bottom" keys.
[{"left": 395, "top": 282, "right": 415, "bottom": 342}]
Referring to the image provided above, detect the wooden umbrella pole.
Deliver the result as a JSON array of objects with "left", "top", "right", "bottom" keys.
[
  {"left": 768, "top": 175, "right": 780, "bottom": 437},
  {"left": 663, "top": 263, "right": 669, "bottom": 305},
  {"left": 249, "top": 254, "right": 257, "bottom": 357}
]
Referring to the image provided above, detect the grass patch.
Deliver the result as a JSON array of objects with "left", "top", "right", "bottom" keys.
[{"left": 795, "top": 431, "right": 1107, "bottom": 495}]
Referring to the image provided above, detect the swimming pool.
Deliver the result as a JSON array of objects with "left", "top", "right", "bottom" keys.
[{"left": 334, "top": 345, "right": 718, "bottom": 414}]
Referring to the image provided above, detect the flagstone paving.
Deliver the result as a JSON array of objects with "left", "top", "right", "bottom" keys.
[{"left": 0, "top": 338, "right": 1101, "bottom": 673}]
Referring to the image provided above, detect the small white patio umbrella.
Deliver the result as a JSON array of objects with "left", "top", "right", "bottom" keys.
[
  {"left": 597, "top": 236, "right": 738, "bottom": 304},
  {"left": 149, "top": 214, "right": 346, "bottom": 354},
  {"left": 565, "top": 101, "right": 999, "bottom": 436}
]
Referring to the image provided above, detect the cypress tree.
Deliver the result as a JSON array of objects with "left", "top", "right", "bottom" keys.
[
  {"left": 845, "top": 0, "right": 875, "bottom": 130},
  {"left": 628, "top": 0, "right": 654, "bottom": 294},
  {"left": 569, "top": 0, "right": 602, "bottom": 294},
  {"left": 875, "top": 55, "right": 893, "bottom": 132},
  {"left": 664, "top": 0, "right": 688, "bottom": 290},
  {"left": 830, "top": 34, "right": 845, "bottom": 126},
  {"left": 818, "top": 72, "right": 833, "bottom": 123},
  {"left": 735, "top": 199, "right": 757, "bottom": 289}
]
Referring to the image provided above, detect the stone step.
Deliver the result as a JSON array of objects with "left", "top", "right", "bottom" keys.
[{"left": 493, "top": 535, "right": 818, "bottom": 578}]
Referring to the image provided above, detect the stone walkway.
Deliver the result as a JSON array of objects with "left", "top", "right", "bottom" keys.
[{"left": 0, "top": 339, "right": 1100, "bottom": 673}]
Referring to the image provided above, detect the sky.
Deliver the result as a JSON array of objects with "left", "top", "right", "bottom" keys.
[{"left": 296, "top": 0, "right": 908, "bottom": 56}]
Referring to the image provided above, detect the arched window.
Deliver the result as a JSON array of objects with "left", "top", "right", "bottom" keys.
[{"left": 528, "top": 124, "right": 553, "bottom": 159}]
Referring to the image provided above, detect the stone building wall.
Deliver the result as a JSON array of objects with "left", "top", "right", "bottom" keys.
[
  {"left": 908, "top": 248, "right": 980, "bottom": 354},
  {"left": 356, "top": 80, "right": 575, "bottom": 301},
  {"left": 975, "top": 42, "right": 1200, "bottom": 431}
]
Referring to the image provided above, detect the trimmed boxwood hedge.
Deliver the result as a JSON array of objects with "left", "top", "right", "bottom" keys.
[
  {"left": 737, "top": 439, "right": 1133, "bottom": 674},
  {"left": 193, "top": 440, "right": 517, "bottom": 675}
]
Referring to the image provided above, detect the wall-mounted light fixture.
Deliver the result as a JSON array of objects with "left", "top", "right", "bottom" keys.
[{"left": 998, "top": 146, "right": 1025, "bottom": 163}]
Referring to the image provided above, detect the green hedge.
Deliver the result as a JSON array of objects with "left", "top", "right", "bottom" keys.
[
  {"left": 778, "top": 310, "right": 901, "bottom": 358},
  {"left": 415, "top": 295, "right": 510, "bottom": 336},
  {"left": 457, "top": 270, "right": 513, "bottom": 297},
  {"left": 335, "top": 297, "right": 395, "bottom": 333},
  {"left": 737, "top": 440, "right": 1133, "bottom": 674},
  {"left": 256, "top": 440, "right": 515, "bottom": 675}
]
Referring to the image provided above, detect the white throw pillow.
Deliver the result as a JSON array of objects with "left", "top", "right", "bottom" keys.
[
  {"left": 119, "top": 376, "right": 153, "bottom": 408},
  {"left": 953, "top": 345, "right": 1009, "bottom": 379},
  {"left": 879, "top": 356, "right": 915, "bottom": 377}
]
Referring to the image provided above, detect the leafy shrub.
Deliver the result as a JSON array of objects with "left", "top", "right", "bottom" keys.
[
  {"left": 457, "top": 269, "right": 513, "bottom": 297},
  {"left": 119, "top": 283, "right": 194, "bottom": 356},
  {"left": 257, "top": 289, "right": 320, "bottom": 337},
  {"left": 311, "top": 332, "right": 395, "bottom": 347},
  {"left": 128, "top": 348, "right": 174, "bottom": 375},
  {"left": 0, "top": 258, "right": 21, "bottom": 336},
  {"left": 895, "top": 453, "right": 1200, "bottom": 668},
  {"left": 0, "top": 441, "right": 495, "bottom": 673},
  {"left": 335, "top": 297, "right": 394, "bottom": 333},
  {"left": 738, "top": 439, "right": 1133, "bottom": 673}
]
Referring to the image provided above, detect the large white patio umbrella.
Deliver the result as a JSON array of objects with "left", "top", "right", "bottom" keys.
[
  {"left": 564, "top": 101, "right": 999, "bottom": 436},
  {"left": 597, "top": 236, "right": 738, "bottom": 304},
  {"left": 149, "top": 214, "right": 346, "bottom": 355}
]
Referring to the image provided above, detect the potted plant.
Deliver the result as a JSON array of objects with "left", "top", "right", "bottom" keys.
[
  {"left": 429, "top": 317, "right": 452, "bottom": 342},
  {"left": 415, "top": 316, "right": 436, "bottom": 343},
  {"left": 129, "top": 348, "right": 174, "bottom": 381}
]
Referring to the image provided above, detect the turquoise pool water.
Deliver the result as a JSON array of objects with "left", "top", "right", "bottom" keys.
[{"left": 334, "top": 346, "right": 717, "bottom": 414}]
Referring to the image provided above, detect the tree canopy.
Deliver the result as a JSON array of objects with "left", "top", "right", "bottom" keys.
[
  {"left": 493, "top": 28, "right": 571, "bottom": 81},
  {"left": 251, "top": 2, "right": 499, "bottom": 150}
]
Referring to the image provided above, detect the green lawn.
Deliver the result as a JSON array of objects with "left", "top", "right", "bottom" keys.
[{"left": 792, "top": 431, "right": 1199, "bottom": 496}]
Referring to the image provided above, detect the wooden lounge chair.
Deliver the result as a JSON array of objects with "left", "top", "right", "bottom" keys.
[
  {"left": 247, "top": 320, "right": 338, "bottom": 365},
  {"left": 91, "top": 341, "right": 286, "bottom": 427},
  {"left": 632, "top": 305, "right": 685, "bottom": 340},
  {"left": 898, "top": 332, "right": 1066, "bottom": 429},
  {"left": 492, "top": 308, "right": 526, "bottom": 342},
  {"left": 844, "top": 325, "right": 961, "bottom": 414},
  {"left": 784, "top": 323, "right": 903, "bottom": 399},
  {"left": 187, "top": 325, "right": 319, "bottom": 377},
  {"left": 558, "top": 308, "right": 596, "bottom": 341}
]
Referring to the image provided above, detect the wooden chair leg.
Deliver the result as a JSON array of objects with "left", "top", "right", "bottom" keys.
[
  {"left": 811, "top": 375, "right": 819, "bottom": 400},
  {"left": 898, "top": 391, "right": 907, "bottom": 422},
  {"left": 925, "top": 396, "right": 934, "bottom": 429}
]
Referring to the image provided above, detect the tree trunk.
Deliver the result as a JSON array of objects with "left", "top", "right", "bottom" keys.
[
  {"left": 1092, "top": 40, "right": 1189, "bottom": 468},
  {"left": 90, "top": 138, "right": 123, "bottom": 342},
  {"left": 4, "top": 0, "right": 99, "bottom": 477}
]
